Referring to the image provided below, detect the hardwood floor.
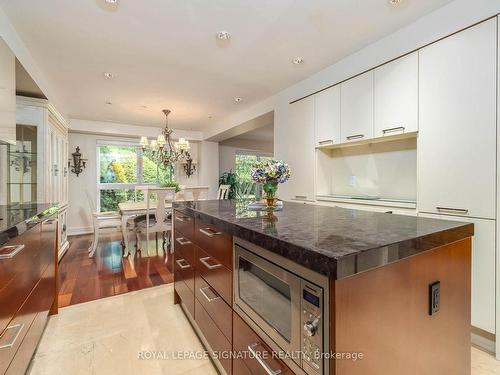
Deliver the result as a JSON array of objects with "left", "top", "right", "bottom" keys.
[{"left": 58, "top": 231, "right": 173, "bottom": 308}]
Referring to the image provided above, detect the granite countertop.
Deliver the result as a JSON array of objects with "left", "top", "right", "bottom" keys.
[
  {"left": 0, "top": 203, "right": 60, "bottom": 247},
  {"left": 173, "top": 199, "right": 474, "bottom": 279}
]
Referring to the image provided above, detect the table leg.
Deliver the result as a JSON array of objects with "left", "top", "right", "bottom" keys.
[{"left": 122, "top": 214, "right": 131, "bottom": 257}]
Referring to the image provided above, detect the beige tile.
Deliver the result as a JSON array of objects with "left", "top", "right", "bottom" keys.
[{"left": 29, "top": 284, "right": 500, "bottom": 375}]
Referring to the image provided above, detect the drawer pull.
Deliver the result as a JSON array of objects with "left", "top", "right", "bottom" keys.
[
  {"left": 247, "top": 342, "right": 283, "bottom": 375},
  {"left": 0, "top": 244, "right": 25, "bottom": 260},
  {"left": 436, "top": 207, "right": 469, "bottom": 214},
  {"left": 0, "top": 323, "right": 24, "bottom": 350},
  {"left": 175, "top": 259, "right": 191, "bottom": 269},
  {"left": 346, "top": 134, "right": 364, "bottom": 140},
  {"left": 199, "top": 228, "right": 221, "bottom": 238},
  {"left": 318, "top": 139, "right": 333, "bottom": 145},
  {"left": 294, "top": 195, "right": 307, "bottom": 199},
  {"left": 199, "top": 286, "right": 220, "bottom": 303},
  {"left": 382, "top": 126, "right": 405, "bottom": 134},
  {"left": 200, "top": 256, "right": 222, "bottom": 270},
  {"left": 176, "top": 237, "right": 192, "bottom": 246},
  {"left": 175, "top": 215, "right": 189, "bottom": 222}
]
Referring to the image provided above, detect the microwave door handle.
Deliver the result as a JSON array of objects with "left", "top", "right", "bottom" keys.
[{"left": 247, "top": 343, "right": 283, "bottom": 375}]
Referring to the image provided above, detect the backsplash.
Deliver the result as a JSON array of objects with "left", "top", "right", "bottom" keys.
[{"left": 317, "top": 137, "right": 417, "bottom": 201}]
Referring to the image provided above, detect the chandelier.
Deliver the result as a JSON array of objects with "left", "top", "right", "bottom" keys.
[{"left": 139, "top": 109, "right": 191, "bottom": 169}]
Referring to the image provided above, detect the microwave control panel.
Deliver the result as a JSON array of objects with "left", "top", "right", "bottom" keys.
[{"left": 301, "top": 282, "right": 323, "bottom": 374}]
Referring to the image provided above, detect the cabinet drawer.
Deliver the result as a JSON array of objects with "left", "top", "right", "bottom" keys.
[
  {"left": 174, "top": 230, "right": 195, "bottom": 267},
  {"left": 233, "top": 312, "right": 292, "bottom": 375},
  {"left": 174, "top": 258, "right": 195, "bottom": 319},
  {"left": 233, "top": 358, "right": 252, "bottom": 375},
  {"left": 195, "top": 299, "right": 232, "bottom": 375},
  {"left": 174, "top": 210, "right": 194, "bottom": 238},
  {"left": 0, "top": 271, "right": 55, "bottom": 374},
  {"left": 196, "top": 246, "right": 232, "bottom": 305},
  {"left": 0, "top": 225, "right": 42, "bottom": 335},
  {"left": 174, "top": 253, "right": 195, "bottom": 294},
  {"left": 195, "top": 273, "right": 232, "bottom": 343},
  {"left": 195, "top": 218, "right": 232, "bottom": 269}
]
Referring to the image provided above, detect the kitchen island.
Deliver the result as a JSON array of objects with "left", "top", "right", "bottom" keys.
[
  {"left": 0, "top": 203, "right": 60, "bottom": 375},
  {"left": 172, "top": 200, "right": 473, "bottom": 375}
]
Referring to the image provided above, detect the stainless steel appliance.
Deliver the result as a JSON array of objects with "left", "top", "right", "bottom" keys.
[{"left": 233, "top": 238, "right": 330, "bottom": 375}]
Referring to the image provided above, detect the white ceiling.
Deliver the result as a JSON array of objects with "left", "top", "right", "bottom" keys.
[{"left": 0, "top": 0, "right": 453, "bottom": 131}]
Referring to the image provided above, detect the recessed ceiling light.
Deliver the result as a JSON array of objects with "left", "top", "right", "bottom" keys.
[
  {"left": 389, "top": 0, "right": 402, "bottom": 4},
  {"left": 233, "top": 97, "right": 242, "bottom": 103},
  {"left": 140, "top": 105, "right": 149, "bottom": 109},
  {"left": 216, "top": 31, "right": 231, "bottom": 40},
  {"left": 292, "top": 57, "right": 304, "bottom": 65},
  {"left": 105, "top": 0, "right": 118, "bottom": 4},
  {"left": 105, "top": 100, "right": 112, "bottom": 105},
  {"left": 103, "top": 72, "right": 114, "bottom": 79},
  {"left": 208, "top": 115, "right": 213, "bottom": 119}
]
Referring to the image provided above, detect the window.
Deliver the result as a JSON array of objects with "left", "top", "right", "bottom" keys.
[
  {"left": 97, "top": 142, "right": 169, "bottom": 212},
  {"left": 235, "top": 151, "right": 273, "bottom": 199}
]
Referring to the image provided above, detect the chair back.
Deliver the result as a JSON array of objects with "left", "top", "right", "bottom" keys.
[
  {"left": 184, "top": 186, "right": 209, "bottom": 201},
  {"left": 218, "top": 184, "right": 230, "bottom": 200},
  {"left": 147, "top": 187, "right": 177, "bottom": 224}
]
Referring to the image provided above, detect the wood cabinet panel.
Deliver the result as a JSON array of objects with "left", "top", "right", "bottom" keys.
[
  {"left": 340, "top": 70, "right": 374, "bottom": 143},
  {"left": 195, "top": 218, "right": 232, "bottom": 270},
  {"left": 374, "top": 52, "right": 418, "bottom": 137},
  {"left": 233, "top": 312, "right": 292, "bottom": 375},
  {"left": 314, "top": 85, "right": 341, "bottom": 147},
  {"left": 0, "top": 225, "right": 42, "bottom": 335},
  {"left": 196, "top": 245, "right": 232, "bottom": 305},
  {"left": 334, "top": 239, "right": 471, "bottom": 375},
  {"left": 174, "top": 230, "right": 195, "bottom": 270},
  {"left": 174, "top": 210, "right": 194, "bottom": 239},
  {"left": 174, "top": 250, "right": 195, "bottom": 293},
  {"left": 195, "top": 299, "right": 232, "bottom": 374},
  {"left": 174, "top": 255, "right": 195, "bottom": 318},
  {"left": 233, "top": 358, "right": 252, "bottom": 375},
  {"left": 417, "top": 19, "right": 496, "bottom": 219},
  {"left": 195, "top": 273, "right": 232, "bottom": 343}
]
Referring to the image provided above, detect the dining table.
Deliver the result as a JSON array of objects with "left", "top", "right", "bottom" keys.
[{"left": 118, "top": 186, "right": 209, "bottom": 257}]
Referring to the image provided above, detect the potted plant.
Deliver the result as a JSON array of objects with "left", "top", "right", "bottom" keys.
[{"left": 251, "top": 160, "right": 291, "bottom": 208}]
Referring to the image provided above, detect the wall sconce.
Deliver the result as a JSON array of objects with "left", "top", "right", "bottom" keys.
[
  {"left": 68, "top": 146, "right": 87, "bottom": 177},
  {"left": 183, "top": 152, "right": 197, "bottom": 178}
]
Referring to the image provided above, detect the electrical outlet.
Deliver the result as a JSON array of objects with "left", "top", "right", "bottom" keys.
[
  {"left": 429, "top": 281, "right": 440, "bottom": 316},
  {"left": 349, "top": 175, "right": 357, "bottom": 187}
]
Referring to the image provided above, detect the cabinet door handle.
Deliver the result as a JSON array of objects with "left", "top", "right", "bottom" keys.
[
  {"left": 247, "top": 342, "right": 283, "bottom": 375},
  {"left": 199, "top": 286, "right": 220, "bottom": 303},
  {"left": 346, "top": 134, "right": 364, "bottom": 140},
  {"left": 382, "top": 126, "right": 405, "bottom": 134},
  {"left": 199, "top": 228, "right": 221, "bottom": 238},
  {"left": 199, "top": 256, "right": 222, "bottom": 270},
  {"left": 175, "top": 259, "right": 191, "bottom": 269},
  {"left": 175, "top": 215, "right": 188, "bottom": 222},
  {"left": 294, "top": 195, "right": 307, "bottom": 199},
  {"left": 176, "top": 237, "right": 192, "bottom": 246},
  {"left": 436, "top": 207, "right": 469, "bottom": 214},
  {"left": 0, "top": 244, "right": 25, "bottom": 260},
  {"left": 318, "top": 139, "right": 333, "bottom": 145},
  {"left": 0, "top": 323, "right": 24, "bottom": 350}
]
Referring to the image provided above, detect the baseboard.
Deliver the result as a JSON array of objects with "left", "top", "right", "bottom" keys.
[{"left": 471, "top": 326, "right": 496, "bottom": 354}]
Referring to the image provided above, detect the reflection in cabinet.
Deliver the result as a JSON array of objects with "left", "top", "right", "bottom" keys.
[
  {"left": 418, "top": 213, "right": 495, "bottom": 335},
  {"left": 340, "top": 70, "right": 374, "bottom": 143},
  {"left": 314, "top": 85, "right": 341, "bottom": 147},
  {"left": 287, "top": 97, "right": 315, "bottom": 201},
  {"left": 0, "top": 37, "right": 16, "bottom": 145},
  {"left": 374, "top": 52, "right": 418, "bottom": 137},
  {"left": 417, "top": 19, "right": 496, "bottom": 219}
]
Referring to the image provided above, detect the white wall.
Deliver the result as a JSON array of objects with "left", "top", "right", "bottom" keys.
[
  {"left": 67, "top": 131, "right": 207, "bottom": 235},
  {"left": 198, "top": 141, "right": 219, "bottom": 200}
]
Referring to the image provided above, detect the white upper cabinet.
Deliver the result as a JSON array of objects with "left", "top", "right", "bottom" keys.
[
  {"left": 287, "top": 97, "right": 315, "bottom": 201},
  {"left": 0, "top": 38, "right": 16, "bottom": 145},
  {"left": 314, "top": 85, "right": 340, "bottom": 147},
  {"left": 340, "top": 70, "right": 374, "bottom": 143},
  {"left": 418, "top": 19, "right": 496, "bottom": 219},
  {"left": 374, "top": 52, "right": 418, "bottom": 137}
]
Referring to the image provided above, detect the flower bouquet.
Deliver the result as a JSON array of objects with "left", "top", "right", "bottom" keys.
[{"left": 251, "top": 159, "right": 291, "bottom": 208}]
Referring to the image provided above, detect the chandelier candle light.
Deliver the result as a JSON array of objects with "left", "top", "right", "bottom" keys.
[{"left": 139, "top": 109, "right": 192, "bottom": 177}]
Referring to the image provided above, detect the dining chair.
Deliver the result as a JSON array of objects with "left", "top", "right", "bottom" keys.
[
  {"left": 184, "top": 186, "right": 209, "bottom": 201},
  {"left": 134, "top": 187, "right": 177, "bottom": 257},
  {"left": 218, "top": 184, "right": 231, "bottom": 199},
  {"left": 86, "top": 191, "right": 122, "bottom": 258}
]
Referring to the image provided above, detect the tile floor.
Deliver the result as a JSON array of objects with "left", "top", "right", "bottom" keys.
[{"left": 28, "top": 284, "right": 500, "bottom": 375}]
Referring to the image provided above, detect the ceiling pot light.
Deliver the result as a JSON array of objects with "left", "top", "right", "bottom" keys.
[
  {"left": 105, "top": 0, "right": 118, "bottom": 4},
  {"left": 103, "top": 72, "right": 114, "bottom": 79},
  {"left": 233, "top": 97, "right": 242, "bottom": 103},
  {"left": 105, "top": 100, "right": 112, "bottom": 105},
  {"left": 389, "top": 0, "right": 402, "bottom": 4},
  {"left": 292, "top": 57, "right": 304, "bottom": 65},
  {"left": 216, "top": 31, "right": 231, "bottom": 40}
]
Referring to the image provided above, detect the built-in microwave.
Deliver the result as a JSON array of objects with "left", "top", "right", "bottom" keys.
[{"left": 233, "top": 238, "right": 330, "bottom": 375}]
